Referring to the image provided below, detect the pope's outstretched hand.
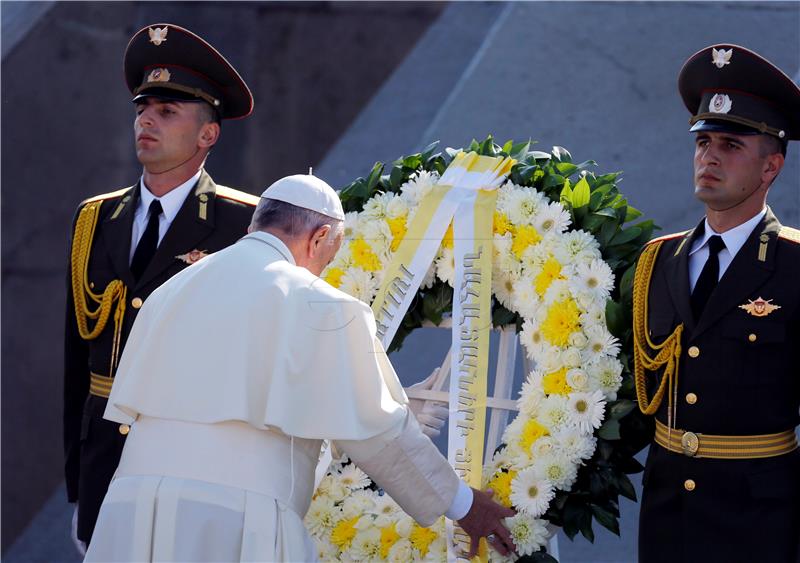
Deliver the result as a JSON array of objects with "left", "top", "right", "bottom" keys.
[
  {"left": 408, "top": 367, "right": 449, "bottom": 438},
  {"left": 457, "top": 488, "right": 516, "bottom": 557}
]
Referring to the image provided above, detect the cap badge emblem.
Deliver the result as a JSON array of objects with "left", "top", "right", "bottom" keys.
[
  {"left": 739, "top": 297, "right": 781, "bottom": 318},
  {"left": 147, "top": 68, "right": 171, "bottom": 83},
  {"left": 148, "top": 26, "right": 169, "bottom": 46},
  {"left": 709, "top": 93, "right": 732, "bottom": 114},
  {"left": 176, "top": 249, "right": 209, "bottom": 265},
  {"left": 711, "top": 47, "right": 732, "bottom": 68}
]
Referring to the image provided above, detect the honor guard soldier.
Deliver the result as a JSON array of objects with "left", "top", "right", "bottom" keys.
[
  {"left": 63, "top": 24, "right": 259, "bottom": 553},
  {"left": 634, "top": 45, "right": 800, "bottom": 563}
]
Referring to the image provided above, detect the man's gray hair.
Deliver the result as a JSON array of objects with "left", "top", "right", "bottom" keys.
[{"left": 250, "top": 197, "right": 343, "bottom": 239}]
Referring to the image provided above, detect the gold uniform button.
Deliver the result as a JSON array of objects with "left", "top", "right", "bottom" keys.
[
  {"left": 132, "top": 297, "right": 143, "bottom": 309},
  {"left": 684, "top": 479, "right": 696, "bottom": 492},
  {"left": 687, "top": 346, "right": 700, "bottom": 358},
  {"left": 118, "top": 424, "right": 130, "bottom": 436},
  {"left": 686, "top": 393, "right": 698, "bottom": 405},
  {"left": 748, "top": 333, "right": 757, "bottom": 342}
]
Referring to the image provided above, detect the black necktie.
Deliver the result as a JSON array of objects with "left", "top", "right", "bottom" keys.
[
  {"left": 691, "top": 235, "right": 725, "bottom": 319},
  {"left": 130, "top": 200, "right": 163, "bottom": 280}
]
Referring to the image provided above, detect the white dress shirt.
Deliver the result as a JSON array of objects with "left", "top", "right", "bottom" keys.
[
  {"left": 128, "top": 170, "right": 202, "bottom": 263},
  {"left": 688, "top": 208, "right": 766, "bottom": 291}
]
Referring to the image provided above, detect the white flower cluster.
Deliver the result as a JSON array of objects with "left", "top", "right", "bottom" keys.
[
  {"left": 305, "top": 455, "right": 447, "bottom": 561},
  {"left": 314, "top": 175, "right": 625, "bottom": 560}
]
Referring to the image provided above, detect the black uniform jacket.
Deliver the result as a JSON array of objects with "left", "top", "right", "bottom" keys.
[
  {"left": 637, "top": 208, "right": 800, "bottom": 563},
  {"left": 63, "top": 170, "right": 258, "bottom": 542}
]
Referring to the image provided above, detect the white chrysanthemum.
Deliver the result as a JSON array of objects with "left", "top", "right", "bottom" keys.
[
  {"left": 510, "top": 276, "right": 539, "bottom": 319},
  {"left": 504, "top": 183, "right": 547, "bottom": 226},
  {"left": 305, "top": 496, "right": 339, "bottom": 537},
  {"left": 539, "top": 395, "right": 570, "bottom": 432},
  {"left": 587, "top": 356, "right": 624, "bottom": 400},
  {"left": 339, "top": 464, "right": 371, "bottom": 491},
  {"left": 361, "top": 191, "right": 395, "bottom": 220},
  {"left": 338, "top": 269, "right": 380, "bottom": 305},
  {"left": 435, "top": 247, "right": 455, "bottom": 286},
  {"left": 420, "top": 262, "right": 436, "bottom": 290},
  {"left": 580, "top": 305, "right": 607, "bottom": 329},
  {"left": 553, "top": 427, "right": 597, "bottom": 462},
  {"left": 510, "top": 467, "right": 555, "bottom": 517},
  {"left": 532, "top": 451, "right": 578, "bottom": 490},
  {"left": 567, "top": 390, "right": 606, "bottom": 433},
  {"left": 348, "top": 526, "right": 382, "bottom": 560},
  {"left": 566, "top": 368, "right": 589, "bottom": 391},
  {"left": 504, "top": 513, "right": 550, "bottom": 556},
  {"left": 493, "top": 231, "right": 514, "bottom": 257},
  {"left": 534, "top": 201, "right": 571, "bottom": 236},
  {"left": 387, "top": 538, "right": 414, "bottom": 562},
  {"left": 343, "top": 211, "right": 360, "bottom": 240},
  {"left": 552, "top": 229, "right": 601, "bottom": 265},
  {"left": 360, "top": 219, "right": 392, "bottom": 255},
  {"left": 570, "top": 258, "right": 615, "bottom": 299},
  {"left": 585, "top": 325, "right": 621, "bottom": 359},
  {"left": 315, "top": 537, "right": 340, "bottom": 560},
  {"left": 342, "top": 489, "right": 376, "bottom": 519},
  {"left": 385, "top": 196, "right": 409, "bottom": 219},
  {"left": 517, "top": 375, "right": 546, "bottom": 418},
  {"left": 316, "top": 474, "right": 349, "bottom": 503},
  {"left": 519, "top": 242, "right": 550, "bottom": 272},
  {"left": 369, "top": 494, "right": 401, "bottom": 528},
  {"left": 400, "top": 170, "right": 438, "bottom": 205}
]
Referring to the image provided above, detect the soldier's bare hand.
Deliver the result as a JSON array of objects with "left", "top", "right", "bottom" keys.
[{"left": 456, "top": 488, "right": 516, "bottom": 557}]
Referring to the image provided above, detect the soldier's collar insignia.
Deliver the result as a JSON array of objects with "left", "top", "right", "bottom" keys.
[
  {"left": 709, "top": 93, "right": 733, "bottom": 114},
  {"left": 739, "top": 297, "right": 781, "bottom": 317},
  {"left": 711, "top": 47, "right": 732, "bottom": 68},
  {"left": 147, "top": 68, "right": 171, "bottom": 83},
  {"left": 176, "top": 249, "right": 209, "bottom": 265},
  {"left": 148, "top": 26, "right": 168, "bottom": 46}
]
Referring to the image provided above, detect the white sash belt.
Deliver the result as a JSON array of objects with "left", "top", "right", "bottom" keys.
[{"left": 115, "top": 416, "right": 320, "bottom": 517}]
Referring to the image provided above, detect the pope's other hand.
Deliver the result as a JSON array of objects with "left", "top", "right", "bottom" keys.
[{"left": 408, "top": 368, "right": 448, "bottom": 438}]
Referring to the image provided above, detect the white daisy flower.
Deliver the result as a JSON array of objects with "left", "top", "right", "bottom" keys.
[
  {"left": 435, "top": 247, "right": 455, "bottom": 286},
  {"left": 552, "top": 229, "right": 601, "bottom": 265},
  {"left": 339, "top": 269, "right": 380, "bottom": 304},
  {"left": 342, "top": 489, "right": 376, "bottom": 519},
  {"left": 570, "top": 258, "right": 615, "bottom": 299},
  {"left": 304, "top": 496, "right": 338, "bottom": 537},
  {"left": 504, "top": 513, "right": 550, "bottom": 556},
  {"left": 585, "top": 325, "right": 621, "bottom": 359},
  {"left": 510, "top": 276, "right": 539, "bottom": 319},
  {"left": 567, "top": 390, "right": 606, "bottom": 433},
  {"left": 360, "top": 219, "right": 392, "bottom": 255},
  {"left": 419, "top": 262, "right": 437, "bottom": 290},
  {"left": 534, "top": 201, "right": 571, "bottom": 236},
  {"left": 369, "top": 494, "right": 401, "bottom": 528},
  {"left": 316, "top": 474, "right": 349, "bottom": 503},
  {"left": 542, "top": 278, "right": 571, "bottom": 306},
  {"left": 492, "top": 268, "right": 521, "bottom": 311},
  {"left": 533, "top": 451, "right": 578, "bottom": 490},
  {"left": 343, "top": 211, "right": 360, "bottom": 240},
  {"left": 349, "top": 526, "right": 382, "bottom": 560},
  {"left": 520, "top": 322, "right": 547, "bottom": 361},
  {"left": 587, "top": 356, "right": 624, "bottom": 400},
  {"left": 339, "top": 464, "right": 371, "bottom": 491},
  {"left": 510, "top": 467, "right": 555, "bottom": 517},
  {"left": 315, "top": 537, "right": 340, "bottom": 560}
]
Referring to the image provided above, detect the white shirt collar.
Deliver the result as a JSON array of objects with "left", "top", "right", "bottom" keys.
[
  {"left": 243, "top": 231, "right": 297, "bottom": 265},
  {"left": 138, "top": 169, "right": 202, "bottom": 221},
  {"left": 690, "top": 207, "right": 767, "bottom": 259}
]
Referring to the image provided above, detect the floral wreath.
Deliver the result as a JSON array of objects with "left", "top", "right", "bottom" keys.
[{"left": 305, "top": 137, "right": 655, "bottom": 561}]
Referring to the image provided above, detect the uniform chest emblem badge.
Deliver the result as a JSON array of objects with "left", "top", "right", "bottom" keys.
[
  {"left": 711, "top": 47, "right": 732, "bottom": 68},
  {"left": 709, "top": 93, "right": 733, "bottom": 114},
  {"left": 176, "top": 249, "right": 208, "bottom": 265},
  {"left": 739, "top": 297, "right": 781, "bottom": 317},
  {"left": 148, "top": 26, "right": 169, "bottom": 46}
]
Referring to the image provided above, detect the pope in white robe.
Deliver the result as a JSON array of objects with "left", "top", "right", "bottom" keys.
[{"left": 85, "top": 175, "right": 514, "bottom": 562}]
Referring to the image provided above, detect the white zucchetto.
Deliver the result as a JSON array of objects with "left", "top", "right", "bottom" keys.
[{"left": 260, "top": 174, "right": 345, "bottom": 221}]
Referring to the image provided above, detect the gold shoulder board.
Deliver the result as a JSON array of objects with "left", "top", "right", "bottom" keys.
[
  {"left": 778, "top": 226, "right": 800, "bottom": 245},
  {"left": 215, "top": 186, "right": 260, "bottom": 206}
]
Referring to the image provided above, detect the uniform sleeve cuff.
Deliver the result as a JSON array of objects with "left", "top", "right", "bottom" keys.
[{"left": 445, "top": 481, "right": 473, "bottom": 521}]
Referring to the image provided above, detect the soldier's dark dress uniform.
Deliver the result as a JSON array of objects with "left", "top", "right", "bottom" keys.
[
  {"left": 63, "top": 24, "right": 259, "bottom": 543},
  {"left": 635, "top": 45, "right": 800, "bottom": 563}
]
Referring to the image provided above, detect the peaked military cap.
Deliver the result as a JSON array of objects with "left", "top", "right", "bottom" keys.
[
  {"left": 678, "top": 44, "right": 800, "bottom": 141},
  {"left": 124, "top": 23, "right": 253, "bottom": 120}
]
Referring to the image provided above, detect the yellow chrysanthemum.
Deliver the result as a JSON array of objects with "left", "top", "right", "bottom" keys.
[
  {"left": 350, "top": 238, "right": 382, "bottom": 272},
  {"left": 331, "top": 516, "right": 360, "bottom": 551},
  {"left": 519, "top": 419, "right": 550, "bottom": 452},
  {"left": 324, "top": 267, "right": 345, "bottom": 288},
  {"left": 379, "top": 523, "right": 401, "bottom": 558},
  {"left": 511, "top": 224, "right": 542, "bottom": 258},
  {"left": 534, "top": 256, "right": 564, "bottom": 296},
  {"left": 543, "top": 367, "right": 572, "bottom": 395},
  {"left": 409, "top": 524, "right": 439, "bottom": 557},
  {"left": 541, "top": 298, "right": 581, "bottom": 347},
  {"left": 494, "top": 212, "right": 513, "bottom": 235},
  {"left": 442, "top": 222, "right": 454, "bottom": 249},
  {"left": 386, "top": 215, "right": 408, "bottom": 252},
  {"left": 486, "top": 469, "right": 517, "bottom": 508}
]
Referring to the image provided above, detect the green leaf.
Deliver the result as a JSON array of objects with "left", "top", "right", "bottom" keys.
[
  {"left": 366, "top": 162, "right": 383, "bottom": 192},
  {"left": 591, "top": 504, "right": 620, "bottom": 536},
  {"left": 605, "top": 300, "right": 625, "bottom": 336},
  {"left": 624, "top": 205, "right": 643, "bottom": 222},
  {"left": 610, "top": 226, "right": 642, "bottom": 246},
  {"left": 616, "top": 473, "right": 638, "bottom": 501},
  {"left": 530, "top": 553, "right": 559, "bottom": 563},
  {"left": 556, "top": 162, "right": 578, "bottom": 177},
  {"left": 598, "top": 418, "right": 621, "bottom": 440},
  {"left": 608, "top": 399, "right": 636, "bottom": 420},
  {"left": 572, "top": 177, "right": 591, "bottom": 208},
  {"left": 551, "top": 146, "right": 572, "bottom": 163}
]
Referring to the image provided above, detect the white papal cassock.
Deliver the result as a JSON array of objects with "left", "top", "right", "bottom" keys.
[{"left": 85, "top": 231, "right": 463, "bottom": 562}]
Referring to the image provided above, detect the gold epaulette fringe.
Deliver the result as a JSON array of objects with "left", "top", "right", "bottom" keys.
[
  {"left": 632, "top": 240, "right": 684, "bottom": 432},
  {"left": 71, "top": 200, "right": 127, "bottom": 376},
  {"left": 215, "top": 186, "right": 260, "bottom": 206}
]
